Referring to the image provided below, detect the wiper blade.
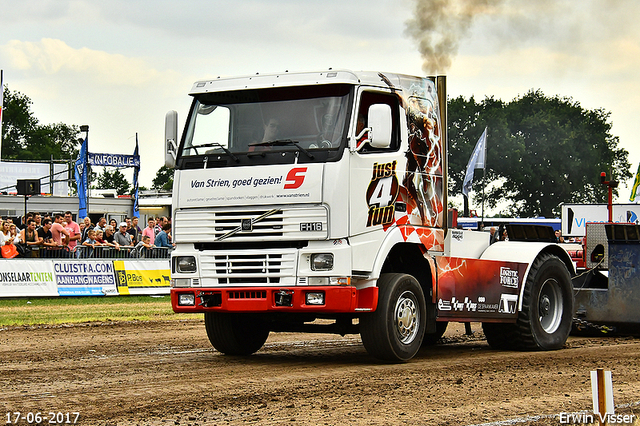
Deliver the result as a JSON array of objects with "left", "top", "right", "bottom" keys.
[
  {"left": 249, "top": 139, "right": 314, "bottom": 159},
  {"left": 190, "top": 143, "right": 239, "bottom": 162}
]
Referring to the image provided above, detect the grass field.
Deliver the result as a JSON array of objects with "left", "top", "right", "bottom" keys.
[{"left": 0, "top": 296, "right": 199, "bottom": 326}]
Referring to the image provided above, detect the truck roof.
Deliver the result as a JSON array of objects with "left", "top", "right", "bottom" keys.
[{"left": 189, "top": 70, "right": 432, "bottom": 95}]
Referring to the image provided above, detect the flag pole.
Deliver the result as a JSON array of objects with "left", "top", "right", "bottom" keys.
[
  {"left": 482, "top": 128, "right": 487, "bottom": 224},
  {"left": 481, "top": 168, "right": 485, "bottom": 224},
  {"left": 133, "top": 133, "right": 140, "bottom": 218}
]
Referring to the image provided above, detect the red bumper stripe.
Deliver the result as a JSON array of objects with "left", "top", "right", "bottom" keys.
[{"left": 172, "top": 286, "right": 378, "bottom": 313}]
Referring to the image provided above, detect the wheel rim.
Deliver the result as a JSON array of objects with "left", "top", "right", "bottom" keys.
[
  {"left": 394, "top": 290, "right": 419, "bottom": 344},
  {"left": 538, "top": 278, "right": 563, "bottom": 334}
]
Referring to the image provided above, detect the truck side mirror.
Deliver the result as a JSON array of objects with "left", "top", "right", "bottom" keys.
[
  {"left": 165, "top": 110, "right": 178, "bottom": 168},
  {"left": 368, "top": 104, "right": 392, "bottom": 149}
]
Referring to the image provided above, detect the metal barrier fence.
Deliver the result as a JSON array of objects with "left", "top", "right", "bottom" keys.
[{"left": 21, "top": 246, "right": 171, "bottom": 259}]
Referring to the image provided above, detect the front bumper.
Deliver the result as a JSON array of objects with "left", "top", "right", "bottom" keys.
[{"left": 171, "top": 285, "right": 378, "bottom": 313}]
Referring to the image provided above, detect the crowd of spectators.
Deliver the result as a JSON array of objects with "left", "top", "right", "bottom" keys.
[{"left": 0, "top": 213, "right": 173, "bottom": 259}]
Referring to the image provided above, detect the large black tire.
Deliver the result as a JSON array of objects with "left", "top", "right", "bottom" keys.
[
  {"left": 482, "top": 322, "right": 516, "bottom": 350},
  {"left": 204, "top": 312, "right": 270, "bottom": 356},
  {"left": 483, "top": 253, "right": 573, "bottom": 350},
  {"left": 360, "top": 273, "right": 426, "bottom": 362},
  {"left": 422, "top": 321, "right": 448, "bottom": 346}
]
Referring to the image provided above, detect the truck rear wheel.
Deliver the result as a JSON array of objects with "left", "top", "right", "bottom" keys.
[
  {"left": 360, "top": 273, "right": 426, "bottom": 362},
  {"left": 483, "top": 253, "right": 573, "bottom": 350},
  {"left": 204, "top": 312, "right": 270, "bottom": 356},
  {"left": 422, "top": 321, "right": 448, "bottom": 346}
]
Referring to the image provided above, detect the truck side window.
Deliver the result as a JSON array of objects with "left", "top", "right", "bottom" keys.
[{"left": 356, "top": 92, "right": 400, "bottom": 153}]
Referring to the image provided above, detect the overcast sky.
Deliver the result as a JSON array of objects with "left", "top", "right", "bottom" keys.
[{"left": 1, "top": 0, "right": 639, "bottom": 205}]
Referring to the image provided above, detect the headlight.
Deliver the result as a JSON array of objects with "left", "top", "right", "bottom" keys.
[
  {"left": 176, "top": 256, "right": 197, "bottom": 273},
  {"left": 178, "top": 293, "right": 196, "bottom": 306},
  {"left": 311, "top": 253, "right": 334, "bottom": 271},
  {"left": 305, "top": 291, "right": 325, "bottom": 305}
]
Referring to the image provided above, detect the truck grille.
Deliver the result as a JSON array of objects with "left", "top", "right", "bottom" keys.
[
  {"left": 199, "top": 249, "right": 297, "bottom": 287},
  {"left": 174, "top": 206, "right": 327, "bottom": 243}
]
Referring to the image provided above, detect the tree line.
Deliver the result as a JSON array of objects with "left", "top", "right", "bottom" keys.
[
  {"left": 1, "top": 85, "right": 631, "bottom": 215},
  {"left": 448, "top": 91, "right": 631, "bottom": 217}
]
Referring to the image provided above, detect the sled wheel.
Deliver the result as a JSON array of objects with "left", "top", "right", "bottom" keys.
[
  {"left": 360, "top": 273, "right": 426, "bottom": 362},
  {"left": 204, "top": 312, "right": 270, "bottom": 355},
  {"left": 519, "top": 253, "right": 573, "bottom": 349},
  {"left": 482, "top": 322, "right": 516, "bottom": 350},
  {"left": 484, "top": 253, "right": 573, "bottom": 350}
]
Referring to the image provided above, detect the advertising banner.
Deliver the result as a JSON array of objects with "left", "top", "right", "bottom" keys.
[
  {"left": 435, "top": 257, "right": 527, "bottom": 320},
  {"left": 54, "top": 261, "right": 118, "bottom": 296},
  {"left": 177, "top": 164, "right": 323, "bottom": 208},
  {"left": 89, "top": 153, "right": 140, "bottom": 168},
  {"left": 562, "top": 204, "right": 640, "bottom": 237},
  {"left": 0, "top": 260, "right": 57, "bottom": 297},
  {"left": 113, "top": 260, "right": 170, "bottom": 295}
]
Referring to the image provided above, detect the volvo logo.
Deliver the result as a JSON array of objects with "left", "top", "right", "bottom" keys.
[{"left": 241, "top": 218, "right": 253, "bottom": 232}]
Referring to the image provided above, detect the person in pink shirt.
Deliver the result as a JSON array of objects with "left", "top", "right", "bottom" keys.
[
  {"left": 142, "top": 217, "right": 156, "bottom": 245},
  {"left": 63, "top": 211, "right": 81, "bottom": 250},
  {"left": 50, "top": 214, "right": 70, "bottom": 246}
]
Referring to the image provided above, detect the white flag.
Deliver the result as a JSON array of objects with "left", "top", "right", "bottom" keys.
[{"left": 462, "top": 127, "right": 487, "bottom": 198}]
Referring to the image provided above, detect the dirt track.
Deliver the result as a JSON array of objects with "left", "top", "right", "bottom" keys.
[{"left": 1, "top": 320, "right": 639, "bottom": 426}]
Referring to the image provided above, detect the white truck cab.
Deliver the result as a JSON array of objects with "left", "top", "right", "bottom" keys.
[{"left": 167, "top": 70, "right": 574, "bottom": 362}]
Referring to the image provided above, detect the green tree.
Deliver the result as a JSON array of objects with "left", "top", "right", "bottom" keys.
[
  {"left": 94, "top": 168, "right": 131, "bottom": 196},
  {"left": 152, "top": 165, "right": 174, "bottom": 191},
  {"left": 1, "top": 86, "right": 80, "bottom": 161},
  {"left": 448, "top": 91, "right": 631, "bottom": 217}
]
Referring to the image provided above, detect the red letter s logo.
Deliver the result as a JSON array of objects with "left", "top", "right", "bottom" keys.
[{"left": 284, "top": 167, "right": 307, "bottom": 189}]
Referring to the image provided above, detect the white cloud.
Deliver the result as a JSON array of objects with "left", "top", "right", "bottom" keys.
[
  {"left": 2, "top": 39, "right": 179, "bottom": 87},
  {"left": 0, "top": 38, "right": 190, "bottom": 187}
]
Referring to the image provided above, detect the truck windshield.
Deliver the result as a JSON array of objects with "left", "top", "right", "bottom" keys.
[{"left": 178, "top": 84, "right": 352, "bottom": 168}]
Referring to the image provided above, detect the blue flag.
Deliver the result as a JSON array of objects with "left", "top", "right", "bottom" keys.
[
  {"left": 133, "top": 135, "right": 140, "bottom": 218},
  {"left": 75, "top": 136, "right": 89, "bottom": 218}
]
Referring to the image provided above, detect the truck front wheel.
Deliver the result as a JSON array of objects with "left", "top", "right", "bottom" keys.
[
  {"left": 483, "top": 253, "right": 573, "bottom": 350},
  {"left": 204, "top": 312, "right": 270, "bottom": 356},
  {"left": 360, "top": 273, "right": 426, "bottom": 362}
]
